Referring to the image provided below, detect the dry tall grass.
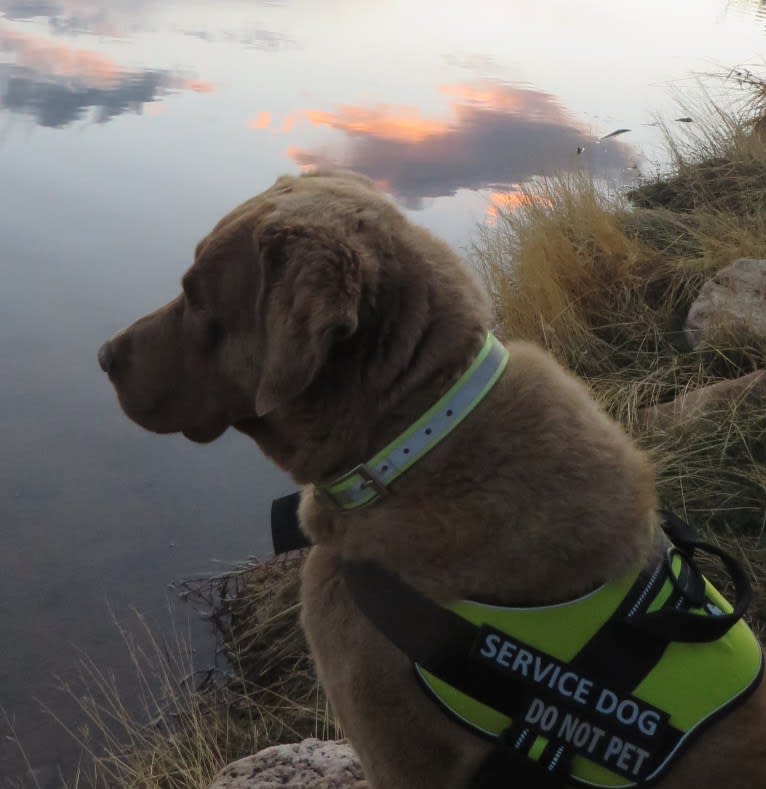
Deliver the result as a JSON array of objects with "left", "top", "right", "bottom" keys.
[
  {"left": 50, "top": 612, "right": 265, "bottom": 788},
  {"left": 472, "top": 91, "right": 766, "bottom": 536},
  {"left": 40, "top": 561, "right": 334, "bottom": 788}
]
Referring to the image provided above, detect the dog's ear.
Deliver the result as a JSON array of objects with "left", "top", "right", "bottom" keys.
[{"left": 254, "top": 223, "right": 363, "bottom": 416}]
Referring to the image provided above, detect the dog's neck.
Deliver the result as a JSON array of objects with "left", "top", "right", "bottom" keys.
[
  {"left": 311, "top": 333, "right": 509, "bottom": 510},
  {"left": 239, "top": 226, "right": 495, "bottom": 486},
  {"left": 237, "top": 320, "right": 490, "bottom": 485}
]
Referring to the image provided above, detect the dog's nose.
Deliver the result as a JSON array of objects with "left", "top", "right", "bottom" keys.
[{"left": 98, "top": 341, "right": 114, "bottom": 374}]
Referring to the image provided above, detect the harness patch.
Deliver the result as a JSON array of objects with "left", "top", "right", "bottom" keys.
[
  {"left": 472, "top": 625, "right": 669, "bottom": 780},
  {"left": 342, "top": 513, "right": 763, "bottom": 788}
]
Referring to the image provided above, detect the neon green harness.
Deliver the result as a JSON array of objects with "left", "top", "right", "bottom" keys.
[{"left": 415, "top": 550, "right": 763, "bottom": 786}]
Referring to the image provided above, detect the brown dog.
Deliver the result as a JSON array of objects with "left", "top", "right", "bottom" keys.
[{"left": 99, "top": 170, "right": 765, "bottom": 788}]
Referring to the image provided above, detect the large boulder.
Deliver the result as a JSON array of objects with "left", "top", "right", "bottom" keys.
[
  {"left": 209, "top": 739, "right": 366, "bottom": 789},
  {"left": 685, "top": 258, "right": 766, "bottom": 349}
]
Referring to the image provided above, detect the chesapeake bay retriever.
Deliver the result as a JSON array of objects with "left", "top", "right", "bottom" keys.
[{"left": 98, "top": 170, "right": 765, "bottom": 788}]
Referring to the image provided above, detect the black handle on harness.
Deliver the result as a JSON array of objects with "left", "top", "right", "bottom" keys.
[
  {"left": 271, "top": 492, "right": 311, "bottom": 554},
  {"left": 625, "top": 511, "right": 752, "bottom": 644}
]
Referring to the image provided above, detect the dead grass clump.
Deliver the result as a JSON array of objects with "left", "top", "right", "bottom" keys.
[
  {"left": 475, "top": 175, "right": 665, "bottom": 373},
  {"left": 472, "top": 83, "right": 766, "bottom": 542},
  {"left": 627, "top": 153, "right": 766, "bottom": 216},
  {"left": 180, "top": 554, "right": 337, "bottom": 744},
  {"left": 54, "top": 612, "right": 264, "bottom": 788},
  {"left": 50, "top": 556, "right": 331, "bottom": 789},
  {"left": 639, "top": 392, "right": 766, "bottom": 535}
]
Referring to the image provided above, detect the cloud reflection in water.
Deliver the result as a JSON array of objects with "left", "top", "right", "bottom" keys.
[
  {"left": 0, "top": 24, "right": 214, "bottom": 127},
  {"left": 286, "top": 82, "right": 636, "bottom": 206},
  {"left": 0, "top": 0, "right": 151, "bottom": 36},
  {"left": 1, "top": 66, "right": 168, "bottom": 126}
]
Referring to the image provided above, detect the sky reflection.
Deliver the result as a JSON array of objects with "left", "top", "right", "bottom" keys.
[
  {"left": 0, "top": 0, "right": 149, "bottom": 35},
  {"left": 0, "top": 24, "right": 214, "bottom": 126},
  {"left": 1, "top": 0, "right": 766, "bottom": 779},
  {"left": 3, "top": 66, "right": 161, "bottom": 126},
  {"left": 285, "top": 81, "right": 635, "bottom": 205},
  {"left": 4, "top": 0, "right": 764, "bottom": 210}
]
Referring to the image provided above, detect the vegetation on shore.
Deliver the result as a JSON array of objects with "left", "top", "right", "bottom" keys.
[
  {"left": 472, "top": 74, "right": 766, "bottom": 636},
  {"left": 42, "top": 75, "right": 766, "bottom": 787}
]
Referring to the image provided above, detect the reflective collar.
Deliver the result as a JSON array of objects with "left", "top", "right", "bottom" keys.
[{"left": 314, "top": 332, "right": 509, "bottom": 510}]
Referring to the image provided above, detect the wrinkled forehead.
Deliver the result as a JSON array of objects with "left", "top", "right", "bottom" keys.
[
  {"left": 194, "top": 171, "right": 393, "bottom": 264},
  {"left": 262, "top": 172, "right": 392, "bottom": 220},
  {"left": 264, "top": 171, "right": 390, "bottom": 217}
]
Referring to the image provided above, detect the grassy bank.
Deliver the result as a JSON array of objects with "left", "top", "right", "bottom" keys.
[
  {"left": 476, "top": 93, "right": 766, "bottom": 507},
  {"left": 60, "top": 80, "right": 766, "bottom": 787},
  {"left": 471, "top": 82, "right": 766, "bottom": 634}
]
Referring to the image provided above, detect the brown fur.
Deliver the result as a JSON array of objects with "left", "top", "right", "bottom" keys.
[{"left": 99, "top": 170, "right": 766, "bottom": 788}]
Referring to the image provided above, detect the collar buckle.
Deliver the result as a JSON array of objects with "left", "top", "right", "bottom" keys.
[
  {"left": 317, "top": 463, "right": 390, "bottom": 511},
  {"left": 353, "top": 463, "right": 390, "bottom": 501}
]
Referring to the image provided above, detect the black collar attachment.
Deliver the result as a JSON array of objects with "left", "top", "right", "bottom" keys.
[{"left": 271, "top": 492, "right": 310, "bottom": 554}]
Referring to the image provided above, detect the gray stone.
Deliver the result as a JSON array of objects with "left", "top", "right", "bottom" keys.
[
  {"left": 209, "top": 738, "right": 366, "bottom": 789},
  {"left": 685, "top": 258, "right": 766, "bottom": 348}
]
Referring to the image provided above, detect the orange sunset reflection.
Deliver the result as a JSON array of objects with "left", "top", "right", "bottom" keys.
[
  {"left": 0, "top": 25, "right": 121, "bottom": 88},
  {"left": 277, "top": 81, "right": 635, "bottom": 205},
  {"left": 248, "top": 111, "right": 272, "bottom": 130},
  {"left": 485, "top": 189, "right": 551, "bottom": 225},
  {"left": 306, "top": 107, "right": 449, "bottom": 144}
]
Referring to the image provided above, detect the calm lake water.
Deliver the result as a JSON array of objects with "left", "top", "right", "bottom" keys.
[{"left": 1, "top": 0, "right": 765, "bottom": 781}]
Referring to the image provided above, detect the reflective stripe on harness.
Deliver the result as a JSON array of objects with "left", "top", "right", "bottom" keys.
[{"left": 343, "top": 515, "right": 763, "bottom": 788}]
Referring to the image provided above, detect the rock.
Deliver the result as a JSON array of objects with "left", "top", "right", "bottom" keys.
[
  {"left": 637, "top": 370, "right": 766, "bottom": 431},
  {"left": 685, "top": 258, "right": 766, "bottom": 349},
  {"left": 209, "top": 738, "right": 366, "bottom": 789}
]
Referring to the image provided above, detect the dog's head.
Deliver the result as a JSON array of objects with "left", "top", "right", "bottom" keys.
[{"left": 99, "top": 170, "right": 489, "bottom": 478}]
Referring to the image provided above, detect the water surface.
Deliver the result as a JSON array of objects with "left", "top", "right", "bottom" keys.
[{"left": 1, "top": 0, "right": 765, "bottom": 779}]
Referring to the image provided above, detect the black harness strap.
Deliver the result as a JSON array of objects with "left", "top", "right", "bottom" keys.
[
  {"left": 471, "top": 735, "right": 571, "bottom": 789},
  {"left": 271, "top": 492, "right": 310, "bottom": 554},
  {"left": 344, "top": 561, "right": 537, "bottom": 723},
  {"left": 568, "top": 562, "right": 669, "bottom": 694},
  {"left": 343, "top": 560, "right": 575, "bottom": 787}
]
